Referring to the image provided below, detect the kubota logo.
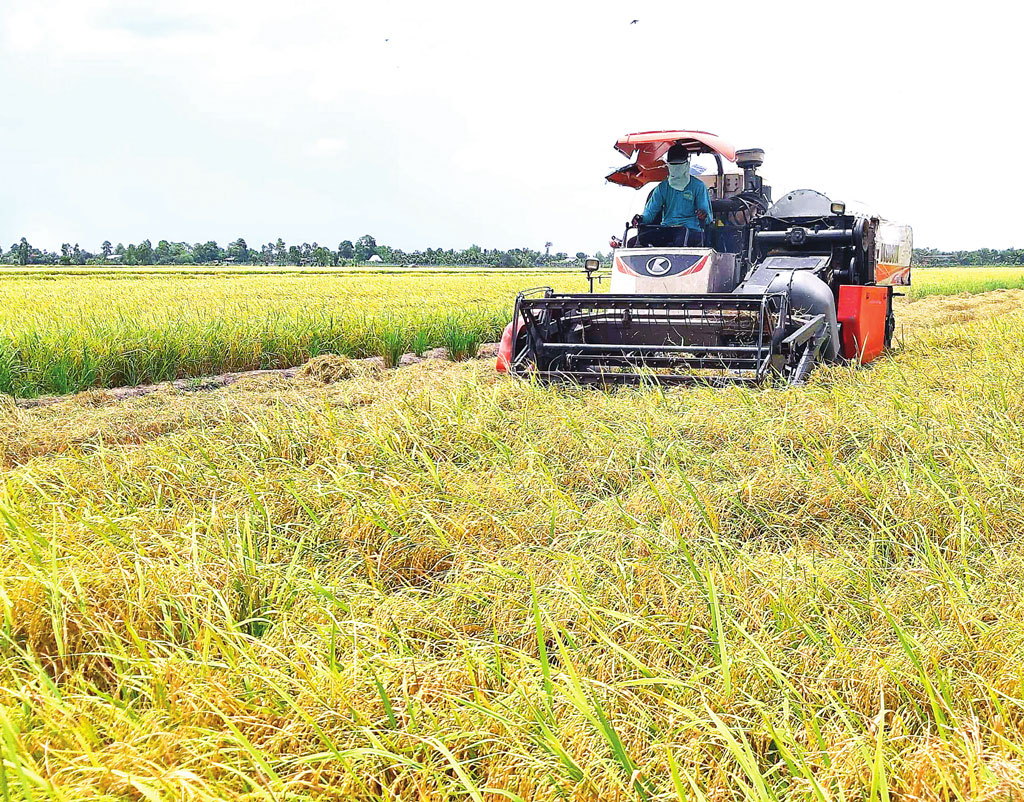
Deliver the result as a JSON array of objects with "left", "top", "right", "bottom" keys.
[{"left": 646, "top": 256, "right": 672, "bottom": 276}]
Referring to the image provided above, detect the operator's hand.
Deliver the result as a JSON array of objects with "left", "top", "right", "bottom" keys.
[
  {"left": 630, "top": 214, "right": 643, "bottom": 228},
  {"left": 696, "top": 209, "right": 709, "bottom": 225}
]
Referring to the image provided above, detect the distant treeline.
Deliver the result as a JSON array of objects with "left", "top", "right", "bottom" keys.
[
  {"left": 3, "top": 236, "right": 1020, "bottom": 268},
  {"left": 0, "top": 236, "right": 609, "bottom": 268},
  {"left": 912, "top": 247, "right": 1024, "bottom": 266}
]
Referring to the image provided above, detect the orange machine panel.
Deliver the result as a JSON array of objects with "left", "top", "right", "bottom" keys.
[{"left": 837, "top": 286, "right": 889, "bottom": 364}]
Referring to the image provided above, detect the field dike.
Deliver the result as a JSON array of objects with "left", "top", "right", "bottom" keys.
[
  {"left": 1, "top": 289, "right": 1023, "bottom": 799},
  {"left": 14, "top": 343, "right": 501, "bottom": 410}
]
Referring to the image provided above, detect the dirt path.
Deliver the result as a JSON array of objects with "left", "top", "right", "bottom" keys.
[{"left": 16, "top": 343, "right": 501, "bottom": 409}]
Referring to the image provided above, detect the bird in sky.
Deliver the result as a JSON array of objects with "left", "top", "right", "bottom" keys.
[{"left": 630, "top": 19, "right": 639, "bottom": 24}]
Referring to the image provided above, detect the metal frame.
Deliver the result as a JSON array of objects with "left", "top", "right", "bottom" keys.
[{"left": 509, "top": 288, "right": 813, "bottom": 385}]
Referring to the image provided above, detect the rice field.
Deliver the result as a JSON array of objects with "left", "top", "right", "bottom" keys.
[
  {"left": 910, "top": 267, "right": 1024, "bottom": 298},
  {"left": 0, "top": 271, "right": 581, "bottom": 398},
  {"left": 2, "top": 285, "right": 1024, "bottom": 799},
  {"left": 0, "top": 266, "right": 1020, "bottom": 399}
]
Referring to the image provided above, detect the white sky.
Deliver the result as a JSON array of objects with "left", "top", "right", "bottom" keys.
[{"left": 1, "top": 0, "right": 1021, "bottom": 254}]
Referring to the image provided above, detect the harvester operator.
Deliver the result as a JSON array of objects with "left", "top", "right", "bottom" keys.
[{"left": 633, "top": 144, "right": 713, "bottom": 247}]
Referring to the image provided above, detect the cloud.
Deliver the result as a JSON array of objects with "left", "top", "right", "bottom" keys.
[
  {"left": 97, "top": 5, "right": 212, "bottom": 37},
  {"left": 309, "top": 138, "right": 348, "bottom": 157},
  {"left": 1, "top": 0, "right": 1022, "bottom": 251}
]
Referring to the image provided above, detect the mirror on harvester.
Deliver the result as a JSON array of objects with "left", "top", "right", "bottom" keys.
[{"left": 583, "top": 257, "right": 601, "bottom": 293}]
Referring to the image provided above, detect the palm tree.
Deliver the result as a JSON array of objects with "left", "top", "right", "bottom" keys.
[{"left": 544, "top": 241, "right": 552, "bottom": 257}]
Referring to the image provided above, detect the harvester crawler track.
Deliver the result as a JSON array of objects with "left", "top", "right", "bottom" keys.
[{"left": 509, "top": 288, "right": 827, "bottom": 386}]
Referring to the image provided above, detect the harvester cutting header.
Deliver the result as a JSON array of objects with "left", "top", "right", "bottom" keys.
[{"left": 497, "top": 129, "right": 913, "bottom": 385}]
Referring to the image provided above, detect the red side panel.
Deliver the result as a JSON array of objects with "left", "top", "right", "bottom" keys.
[
  {"left": 495, "top": 322, "right": 515, "bottom": 373},
  {"left": 837, "top": 286, "right": 889, "bottom": 364},
  {"left": 876, "top": 262, "right": 911, "bottom": 286}
]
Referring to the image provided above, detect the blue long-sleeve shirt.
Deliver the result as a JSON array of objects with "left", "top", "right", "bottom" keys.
[{"left": 640, "top": 177, "right": 713, "bottom": 231}]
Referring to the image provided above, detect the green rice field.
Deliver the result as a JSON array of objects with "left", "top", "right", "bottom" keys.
[{"left": 0, "top": 266, "right": 1019, "bottom": 398}]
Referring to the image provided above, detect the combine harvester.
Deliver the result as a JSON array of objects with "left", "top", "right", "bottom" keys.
[{"left": 497, "top": 130, "right": 912, "bottom": 385}]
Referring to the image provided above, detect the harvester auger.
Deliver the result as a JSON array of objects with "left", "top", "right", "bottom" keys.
[{"left": 496, "top": 130, "right": 913, "bottom": 385}]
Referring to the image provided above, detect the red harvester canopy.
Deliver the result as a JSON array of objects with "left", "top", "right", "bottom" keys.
[{"left": 606, "top": 130, "right": 738, "bottom": 189}]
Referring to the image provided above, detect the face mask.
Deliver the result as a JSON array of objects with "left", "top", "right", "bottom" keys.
[{"left": 667, "top": 161, "right": 690, "bottom": 190}]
